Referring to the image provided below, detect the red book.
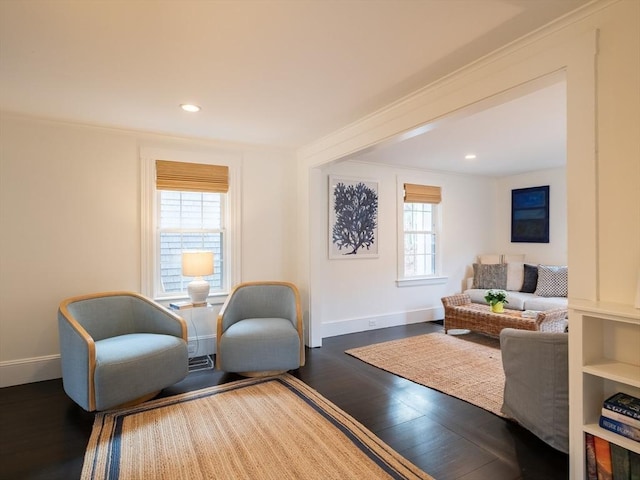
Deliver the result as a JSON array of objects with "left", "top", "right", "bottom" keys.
[
  {"left": 593, "top": 435, "right": 613, "bottom": 480},
  {"left": 585, "top": 433, "right": 598, "bottom": 480}
]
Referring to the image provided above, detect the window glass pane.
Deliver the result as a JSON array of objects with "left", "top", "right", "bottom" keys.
[
  {"left": 181, "top": 192, "right": 205, "bottom": 229},
  {"left": 160, "top": 191, "right": 222, "bottom": 230},
  {"left": 160, "top": 191, "right": 182, "bottom": 229},
  {"left": 202, "top": 195, "right": 222, "bottom": 229},
  {"left": 157, "top": 189, "right": 225, "bottom": 296},
  {"left": 403, "top": 201, "right": 437, "bottom": 278},
  {"left": 159, "top": 232, "right": 223, "bottom": 293}
]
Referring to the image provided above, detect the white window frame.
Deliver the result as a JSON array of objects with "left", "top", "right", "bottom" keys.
[
  {"left": 140, "top": 148, "right": 242, "bottom": 304},
  {"left": 396, "top": 177, "right": 447, "bottom": 287}
]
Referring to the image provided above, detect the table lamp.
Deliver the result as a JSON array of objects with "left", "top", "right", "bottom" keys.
[{"left": 182, "top": 251, "right": 214, "bottom": 305}]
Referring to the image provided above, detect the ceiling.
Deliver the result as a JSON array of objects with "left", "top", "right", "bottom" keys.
[
  {"left": 0, "top": 0, "right": 586, "bottom": 172},
  {"left": 352, "top": 77, "right": 567, "bottom": 177}
]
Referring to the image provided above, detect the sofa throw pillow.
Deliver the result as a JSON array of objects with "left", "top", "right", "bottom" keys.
[
  {"left": 472, "top": 263, "right": 507, "bottom": 289},
  {"left": 506, "top": 262, "right": 525, "bottom": 291},
  {"left": 520, "top": 264, "right": 539, "bottom": 293},
  {"left": 535, "top": 265, "right": 568, "bottom": 297}
]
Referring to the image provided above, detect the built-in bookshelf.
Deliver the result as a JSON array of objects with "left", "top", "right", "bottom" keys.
[{"left": 570, "top": 300, "right": 640, "bottom": 478}]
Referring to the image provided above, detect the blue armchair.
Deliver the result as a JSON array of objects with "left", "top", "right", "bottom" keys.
[
  {"left": 58, "top": 291, "right": 189, "bottom": 411},
  {"left": 216, "top": 281, "right": 305, "bottom": 377}
]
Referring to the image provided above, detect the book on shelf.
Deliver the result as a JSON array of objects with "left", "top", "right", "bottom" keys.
[
  {"left": 589, "top": 433, "right": 640, "bottom": 480},
  {"left": 631, "top": 450, "right": 640, "bottom": 480},
  {"left": 593, "top": 435, "right": 613, "bottom": 480},
  {"left": 602, "top": 407, "right": 640, "bottom": 429},
  {"left": 585, "top": 433, "right": 598, "bottom": 480},
  {"left": 599, "top": 415, "right": 640, "bottom": 442},
  {"left": 611, "top": 443, "right": 630, "bottom": 480},
  {"left": 604, "top": 392, "right": 640, "bottom": 421}
]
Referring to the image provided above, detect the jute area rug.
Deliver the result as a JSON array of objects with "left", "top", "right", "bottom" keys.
[
  {"left": 346, "top": 332, "right": 506, "bottom": 418},
  {"left": 82, "top": 374, "right": 433, "bottom": 480}
]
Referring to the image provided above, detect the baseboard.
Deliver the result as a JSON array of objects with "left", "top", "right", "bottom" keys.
[
  {"left": 0, "top": 354, "right": 62, "bottom": 388},
  {"left": 321, "top": 307, "right": 444, "bottom": 339}
]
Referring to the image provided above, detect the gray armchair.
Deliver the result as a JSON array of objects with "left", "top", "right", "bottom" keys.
[
  {"left": 500, "top": 328, "right": 569, "bottom": 453},
  {"left": 58, "top": 291, "right": 189, "bottom": 411},
  {"left": 216, "top": 281, "right": 305, "bottom": 377}
]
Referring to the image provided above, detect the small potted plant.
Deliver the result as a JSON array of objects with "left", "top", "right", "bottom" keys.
[{"left": 485, "top": 289, "right": 508, "bottom": 313}]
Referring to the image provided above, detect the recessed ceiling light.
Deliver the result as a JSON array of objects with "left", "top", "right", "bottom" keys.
[
  {"left": 465, "top": 154, "right": 477, "bottom": 160},
  {"left": 180, "top": 104, "right": 201, "bottom": 113}
]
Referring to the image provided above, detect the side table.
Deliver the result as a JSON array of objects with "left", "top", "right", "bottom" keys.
[{"left": 169, "top": 302, "right": 216, "bottom": 372}]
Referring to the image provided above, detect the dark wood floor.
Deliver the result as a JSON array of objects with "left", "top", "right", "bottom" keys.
[{"left": 0, "top": 321, "right": 568, "bottom": 480}]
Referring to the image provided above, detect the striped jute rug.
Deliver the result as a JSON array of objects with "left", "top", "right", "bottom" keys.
[
  {"left": 82, "top": 374, "right": 433, "bottom": 480},
  {"left": 346, "top": 332, "right": 506, "bottom": 417}
]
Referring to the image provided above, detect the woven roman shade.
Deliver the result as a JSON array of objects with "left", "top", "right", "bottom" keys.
[
  {"left": 156, "top": 160, "right": 229, "bottom": 193},
  {"left": 404, "top": 183, "right": 441, "bottom": 204}
]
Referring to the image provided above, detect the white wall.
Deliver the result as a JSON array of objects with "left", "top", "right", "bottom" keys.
[
  {"left": 494, "top": 167, "right": 568, "bottom": 266},
  {"left": 241, "top": 149, "right": 298, "bottom": 282},
  {"left": 299, "top": 0, "right": 640, "bottom": 343},
  {"left": 594, "top": 0, "right": 640, "bottom": 304},
  {"left": 0, "top": 114, "right": 296, "bottom": 386},
  {"left": 312, "top": 160, "right": 496, "bottom": 337},
  {"left": 297, "top": 2, "right": 639, "bottom": 473},
  {"left": 312, "top": 162, "right": 568, "bottom": 338}
]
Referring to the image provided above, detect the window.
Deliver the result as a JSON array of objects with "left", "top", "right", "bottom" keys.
[
  {"left": 398, "top": 182, "right": 445, "bottom": 286},
  {"left": 157, "top": 190, "right": 224, "bottom": 295},
  {"left": 403, "top": 202, "right": 436, "bottom": 276},
  {"left": 141, "top": 155, "right": 237, "bottom": 301}
]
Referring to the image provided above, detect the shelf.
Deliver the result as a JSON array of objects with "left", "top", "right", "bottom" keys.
[
  {"left": 572, "top": 301, "right": 640, "bottom": 478},
  {"left": 570, "top": 299, "right": 640, "bottom": 323},
  {"left": 584, "top": 423, "right": 640, "bottom": 454},
  {"left": 583, "top": 361, "right": 640, "bottom": 388}
]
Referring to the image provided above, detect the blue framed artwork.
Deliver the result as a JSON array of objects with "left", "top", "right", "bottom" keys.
[
  {"left": 511, "top": 185, "right": 549, "bottom": 243},
  {"left": 329, "top": 175, "right": 379, "bottom": 259}
]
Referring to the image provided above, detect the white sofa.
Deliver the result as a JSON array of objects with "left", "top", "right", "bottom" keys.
[
  {"left": 463, "top": 287, "right": 567, "bottom": 311},
  {"left": 464, "top": 254, "right": 568, "bottom": 312}
]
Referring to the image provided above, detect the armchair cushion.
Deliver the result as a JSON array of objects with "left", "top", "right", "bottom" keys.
[
  {"left": 219, "top": 318, "right": 301, "bottom": 373},
  {"left": 94, "top": 333, "right": 187, "bottom": 411}
]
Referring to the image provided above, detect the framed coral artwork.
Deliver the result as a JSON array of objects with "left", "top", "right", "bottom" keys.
[{"left": 329, "top": 175, "right": 379, "bottom": 259}]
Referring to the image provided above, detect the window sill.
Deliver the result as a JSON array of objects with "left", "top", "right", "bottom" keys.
[{"left": 396, "top": 276, "right": 448, "bottom": 288}]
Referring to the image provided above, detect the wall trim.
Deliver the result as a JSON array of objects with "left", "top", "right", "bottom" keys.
[
  {"left": 321, "top": 307, "right": 443, "bottom": 339},
  {"left": 0, "top": 354, "right": 62, "bottom": 388},
  {"left": 297, "top": 0, "right": 612, "bottom": 167}
]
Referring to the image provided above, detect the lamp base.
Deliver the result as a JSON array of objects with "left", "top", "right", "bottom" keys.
[{"left": 187, "top": 278, "right": 210, "bottom": 304}]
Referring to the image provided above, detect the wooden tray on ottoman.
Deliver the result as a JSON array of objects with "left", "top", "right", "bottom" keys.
[{"left": 441, "top": 294, "right": 567, "bottom": 337}]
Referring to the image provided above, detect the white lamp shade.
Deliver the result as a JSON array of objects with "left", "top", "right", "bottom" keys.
[{"left": 182, "top": 251, "right": 214, "bottom": 277}]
